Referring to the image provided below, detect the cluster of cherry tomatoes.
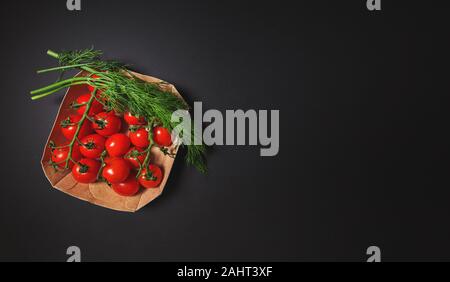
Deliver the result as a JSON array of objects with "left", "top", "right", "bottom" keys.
[{"left": 50, "top": 88, "right": 174, "bottom": 197}]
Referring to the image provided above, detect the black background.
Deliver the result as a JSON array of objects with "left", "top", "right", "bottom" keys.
[{"left": 0, "top": 0, "right": 449, "bottom": 262}]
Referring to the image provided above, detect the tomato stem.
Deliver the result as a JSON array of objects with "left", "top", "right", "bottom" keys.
[
  {"left": 64, "top": 89, "right": 97, "bottom": 169},
  {"left": 136, "top": 124, "right": 154, "bottom": 178},
  {"left": 96, "top": 150, "right": 107, "bottom": 181},
  {"left": 50, "top": 145, "right": 70, "bottom": 150}
]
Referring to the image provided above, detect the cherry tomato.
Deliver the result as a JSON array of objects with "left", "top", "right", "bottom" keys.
[
  {"left": 124, "top": 112, "right": 146, "bottom": 125},
  {"left": 129, "top": 128, "right": 150, "bottom": 148},
  {"left": 92, "top": 112, "right": 122, "bottom": 137},
  {"left": 72, "top": 158, "right": 101, "bottom": 184},
  {"left": 103, "top": 156, "right": 115, "bottom": 165},
  {"left": 73, "top": 93, "right": 104, "bottom": 116},
  {"left": 124, "top": 147, "right": 147, "bottom": 169},
  {"left": 60, "top": 115, "right": 93, "bottom": 141},
  {"left": 102, "top": 110, "right": 120, "bottom": 118},
  {"left": 79, "top": 134, "right": 106, "bottom": 159},
  {"left": 153, "top": 127, "right": 173, "bottom": 147},
  {"left": 105, "top": 134, "right": 131, "bottom": 157},
  {"left": 139, "top": 164, "right": 163, "bottom": 189},
  {"left": 51, "top": 144, "right": 82, "bottom": 169},
  {"left": 102, "top": 158, "right": 130, "bottom": 184},
  {"left": 111, "top": 173, "right": 140, "bottom": 196}
]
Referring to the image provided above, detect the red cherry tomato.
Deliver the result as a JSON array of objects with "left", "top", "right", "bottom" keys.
[
  {"left": 124, "top": 147, "right": 147, "bottom": 169},
  {"left": 102, "top": 158, "right": 130, "bottom": 184},
  {"left": 105, "top": 134, "right": 131, "bottom": 157},
  {"left": 79, "top": 134, "right": 106, "bottom": 159},
  {"left": 105, "top": 109, "right": 121, "bottom": 116},
  {"left": 139, "top": 164, "right": 163, "bottom": 189},
  {"left": 74, "top": 93, "right": 104, "bottom": 116},
  {"left": 51, "top": 144, "right": 82, "bottom": 169},
  {"left": 124, "top": 112, "right": 146, "bottom": 125},
  {"left": 103, "top": 156, "right": 115, "bottom": 165},
  {"left": 60, "top": 115, "right": 93, "bottom": 141},
  {"left": 129, "top": 128, "right": 150, "bottom": 148},
  {"left": 92, "top": 112, "right": 122, "bottom": 137},
  {"left": 111, "top": 173, "right": 141, "bottom": 196},
  {"left": 72, "top": 158, "right": 101, "bottom": 184},
  {"left": 153, "top": 127, "right": 173, "bottom": 147}
]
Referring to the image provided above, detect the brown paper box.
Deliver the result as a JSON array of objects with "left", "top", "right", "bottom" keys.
[{"left": 41, "top": 71, "right": 182, "bottom": 212}]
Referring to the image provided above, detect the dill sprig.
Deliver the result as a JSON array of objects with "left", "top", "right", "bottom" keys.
[
  {"left": 37, "top": 48, "right": 126, "bottom": 75},
  {"left": 31, "top": 48, "right": 207, "bottom": 173},
  {"left": 58, "top": 48, "right": 102, "bottom": 66},
  {"left": 59, "top": 48, "right": 127, "bottom": 71}
]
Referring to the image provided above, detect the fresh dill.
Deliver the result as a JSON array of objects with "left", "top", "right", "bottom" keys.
[{"left": 31, "top": 48, "right": 207, "bottom": 173}]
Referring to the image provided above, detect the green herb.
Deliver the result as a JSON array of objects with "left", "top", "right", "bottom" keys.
[{"left": 31, "top": 49, "right": 207, "bottom": 173}]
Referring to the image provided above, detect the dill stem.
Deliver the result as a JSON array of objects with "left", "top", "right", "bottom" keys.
[
  {"left": 47, "top": 50, "right": 59, "bottom": 59},
  {"left": 30, "top": 77, "right": 89, "bottom": 95},
  {"left": 31, "top": 82, "right": 91, "bottom": 100},
  {"left": 37, "top": 63, "right": 90, "bottom": 74}
]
